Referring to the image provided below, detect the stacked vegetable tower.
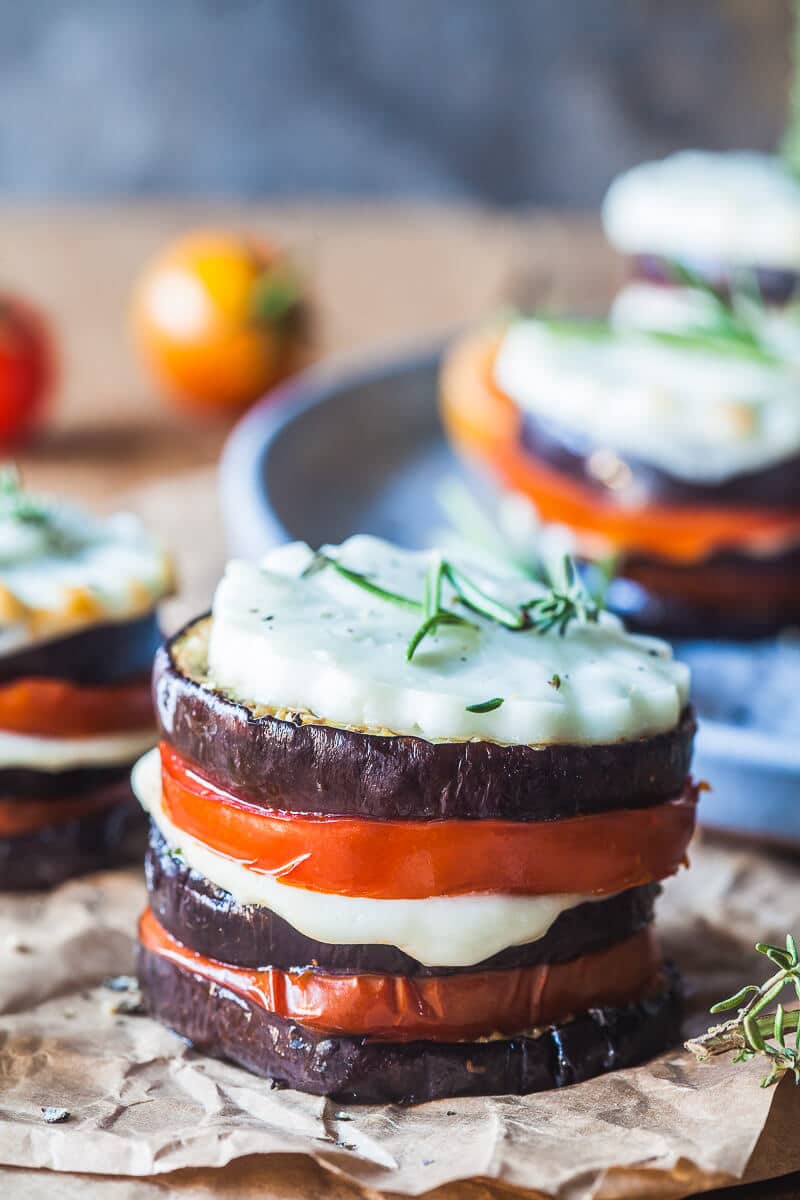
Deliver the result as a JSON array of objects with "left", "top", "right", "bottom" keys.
[
  {"left": 136, "top": 536, "right": 698, "bottom": 1103},
  {"left": 0, "top": 471, "right": 173, "bottom": 889},
  {"left": 440, "top": 305, "right": 800, "bottom": 639}
]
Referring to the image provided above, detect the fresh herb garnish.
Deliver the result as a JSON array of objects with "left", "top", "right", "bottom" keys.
[
  {"left": 524, "top": 556, "right": 600, "bottom": 636},
  {"left": 0, "top": 465, "right": 81, "bottom": 556},
  {"left": 465, "top": 697, "right": 504, "bottom": 713},
  {"left": 656, "top": 260, "right": 780, "bottom": 363},
  {"left": 686, "top": 935, "right": 800, "bottom": 1088},
  {"left": 309, "top": 549, "right": 603, "bottom": 665},
  {"left": 548, "top": 673, "right": 561, "bottom": 690},
  {"left": 304, "top": 554, "right": 422, "bottom": 612},
  {"left": 443, "top": 561, "right": 527, "bottom": 630}
]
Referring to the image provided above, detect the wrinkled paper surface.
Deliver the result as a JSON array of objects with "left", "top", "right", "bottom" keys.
[{"left": 1, "top": 834, "right": 799, "bottom": 1200}]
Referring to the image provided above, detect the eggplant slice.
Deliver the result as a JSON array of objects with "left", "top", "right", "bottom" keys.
[
  {"left": 0, "top": 785, "right": 145, "bottom": 891},
  {"left": 520, "top": 408, "right": 800, "bottom": 511},
  {"left": 145, "top": 822, "right": 659, "bottom": 974},
  {"left": 0, "top": 761, "right": 136, "bottom": 801},
  {"left": 0, "top": 611, "right": 162, "bottom": 686},
  {"left": 139, "top": 946, "right": 682, "bottom": 1104},
  {"left": 155, "top": 618, "right": 695, "bottom": 821}
]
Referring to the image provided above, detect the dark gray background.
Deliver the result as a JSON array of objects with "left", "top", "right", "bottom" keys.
[{"left": 0, "top": 0, "right": 792, "bottom": 206}]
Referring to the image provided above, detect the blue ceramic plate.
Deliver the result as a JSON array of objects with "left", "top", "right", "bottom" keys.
[{"left": 220, "top": 343, "right": 800, "bottom": 842}]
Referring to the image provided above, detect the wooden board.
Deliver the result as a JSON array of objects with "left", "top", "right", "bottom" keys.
[{"left": 0, "top": 204, "right": 618, "bottom": 505}]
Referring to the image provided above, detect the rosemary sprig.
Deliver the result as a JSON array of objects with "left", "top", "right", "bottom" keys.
[
  {"left": 524, "top": 555, "right": 600, "bottom": 636},
  {"left": 303, "top": 554, "right": 423, "bottom": 612},
  {"left": 685, "top": 935, "right": 800, "bottom": 1088},
  {"left": 443, "top": 561, "right": 527, "bottom": 630},
  {"left": 309, "top": 549, "right": 603, "bottom": 665},
  {"left": 656, "top": 260, "right": 781, "bottom": 363},
  {"left": 407, "top": 553, "right": 452, "bottom": 662},
  {"left": 0, "top": 465, "right": 80, "bottom": 555}
]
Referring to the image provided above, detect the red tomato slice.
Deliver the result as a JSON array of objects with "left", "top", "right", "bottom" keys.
[
  {"left": 0, "top": 676, "right": 153, "bottom": 738},
  {"left": 139, "top": 909, "right": 662, "bottom": 1041},
  {"left": 0, "top": 790, "right": 122, "bottom": 837},
  {"left": 159, "top": 744, "right": 698, "bottom": 900}
]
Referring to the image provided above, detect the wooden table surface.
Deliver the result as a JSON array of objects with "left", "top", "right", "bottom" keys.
[
  {"left": 0, "top": 204, "right": 794, "bottom": 1200},
  {"left": 4, "top": 203, "right": 616, "bottom": 506}
]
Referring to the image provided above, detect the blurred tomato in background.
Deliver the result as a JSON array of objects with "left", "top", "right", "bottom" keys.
[
  {"left": 130, "top": 230, "right": 308, "bottom": 415},
  {"left": 0, "top": 295, "right": 55, "bottom": 446}
]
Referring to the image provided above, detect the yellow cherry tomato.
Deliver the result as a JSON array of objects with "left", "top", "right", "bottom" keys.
[{"left": 131, "top": 230, "right": 307, "bottom": 412}]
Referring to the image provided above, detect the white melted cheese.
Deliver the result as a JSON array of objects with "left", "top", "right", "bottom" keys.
[
  {"left": 0, "top": 727, "right": 156, "bottom": 771},
  {"left": 133, "top": 748, "right": 593, "bottom": 967},
  {"left": 494, "top": 318, "right": 800, "bottom": 485},
  {"left": 603, "top": 150, "right": 800, "bottom": 269},
  {"left": 0, "top": 497, "right": 172, "bottom": 640},
  {"left": 206, "top": 536, "right": 688, "bottom": 746}
]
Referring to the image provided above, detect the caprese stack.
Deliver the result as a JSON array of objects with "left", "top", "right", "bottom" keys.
[
  {"left": 0, "top": 471, "right": 173, "bottom": 889},
  {"left": 440, "top": 313, "right": 800, "bottom": 638},
  {"left": 136, "top": 536, "right": 698, "bottom": 1103},
  {"left": 603, "top": 150, "right": 800, "bottom": 334}
]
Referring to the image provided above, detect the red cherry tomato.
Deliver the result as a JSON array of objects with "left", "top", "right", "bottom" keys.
[{"left": 0, "top": 296, "right": 54, "bottom": 445}]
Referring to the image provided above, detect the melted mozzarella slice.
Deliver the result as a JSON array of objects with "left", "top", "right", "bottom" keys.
[
  {"left": 207, "top": 537, "right": 689, "bottom": 745},
  {"left": 0, "top": 728, "right": 156, "bottom": 771},
  {"left": 134, "top": 749, "right": 594, "bottom": 968},
  {"left": 494, "top": 318, "right": 800, "bottom": 485},
  {"left": 603, "top": 150, "right": 800, "bottom": 269}
]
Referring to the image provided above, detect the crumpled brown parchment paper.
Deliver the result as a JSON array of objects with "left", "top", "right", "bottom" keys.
[
  {"left": 2, "top": 471, "right": 799, "bottom": 1199},
  {"left": 1, "top": 833, "right": 799, "bottom": 1200}
]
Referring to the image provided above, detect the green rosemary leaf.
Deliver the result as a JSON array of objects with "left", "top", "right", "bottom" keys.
[
  {"left": 443, "top": 562, "right": 526, "bottom": 630},
  {"left": 548, "top": 673, "right": 561, "bottom": 690},
  {"left": 465, "top": 697, "right": 504, "bottom": 714},
  {"left": 709, "top": 984, "right": 760, "bottom": 1014},
  {"left": 424, "top": 553, "right": 443, "bottom": 620},
  {"left": 406, "top": 614, "right": 441, "bottom": 662},
  {"left": 687, "top": 933, "right": 800, "bottom": 1088},
  {"left": 312, "top": 555, "right": 423, "bottom": 612}
]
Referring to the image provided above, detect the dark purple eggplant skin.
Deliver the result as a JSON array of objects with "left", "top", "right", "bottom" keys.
[
  {"left": 145, "top": 822, "right": 659, "bottom": 975},
  {"left": 519, "top": 408, "right": 800, "bottom": 510},
  {"left": 634, "top": 255, "right": 799, "bottom": 307},
  {"left": 0, "top": 611, "right": 161, "bottom": 686},
  {"left": 0, "top": 762, "right": 135, "bottom": 801},
  {"left": 138, "top": 947, "right": 682, "bottom": 1104},
  {"left": 0, "top": 788, "right": 145, "bottom": 891},
  {"left": 155, "top": 620, "right": 696, "bottom": 822}
]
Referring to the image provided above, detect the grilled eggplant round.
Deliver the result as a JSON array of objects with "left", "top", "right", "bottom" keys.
[
  {"left": 0, "top": 612, "right": 162, "bottom": 686},
  {"left": 139, "top": 946, "right": 682, "bottom": 1104},
  {"left": 520, "top": 409, "right": 800, "bottom": 511},
  {"left": 0, "top": 784, "right": 143, "bottom": 891},
  {"left": 155, "top": 618, "right": 696, "bottom": 821},
  {"left": 0, "top": 762, "right": 134, "bottom": 801}
]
